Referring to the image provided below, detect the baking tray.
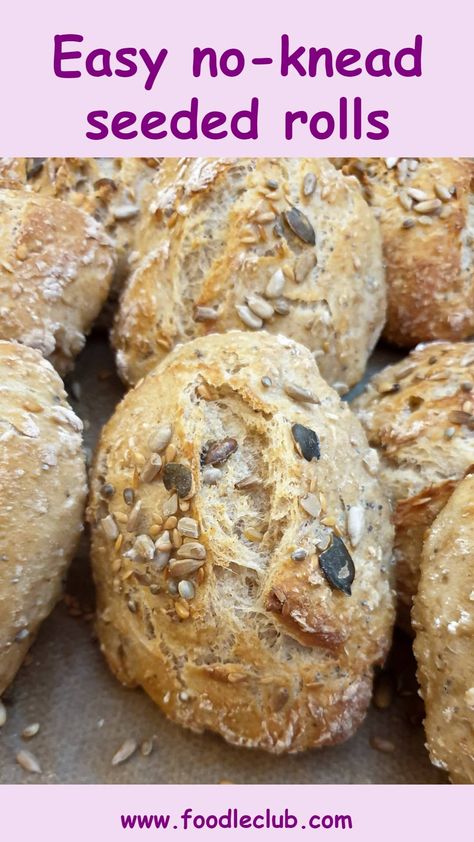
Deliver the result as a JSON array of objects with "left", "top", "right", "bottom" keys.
[{"left": 0, "top": 333, "right": 447, "bottom": 784}]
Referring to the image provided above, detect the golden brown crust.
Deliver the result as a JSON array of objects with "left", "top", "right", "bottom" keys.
[
  {"left": 89, "top": 330, "right": 394, "bottom": 753},
  {"left": 0, "top": 189, "right": 114, "bottom": 373},
  {"left": 113, "top": 158, "right": 385, "bottom": 392},
  {"left": 413, "top": 474, "right": 474, "bottom": 783},
  {"left": 341, "top": 158, "right": 474, "bottom": 347},
  {"left": 0, "top": 341, "right": 87, "bottom": 694},
  {"left": 354, "top": 341, "right": 474, "bottom": 628}
]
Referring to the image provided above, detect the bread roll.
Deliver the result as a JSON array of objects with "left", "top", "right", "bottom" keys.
[
  {"left": 0, "top": 341, "right": 87, "bottom": 695},
  {"left": 89, "top": 331, "right": 394, "bottom": 753},
  {"left": 340, "top": 157, "right": 474, "bottom": 347},
  {"left": 354, "top": 341, "right": 474, "bottom": 629},
  {"left": 413, "top": 474, "right": 474, "bottom": 783},
  {"left": 113, "top": 158, "right": 386, "bottom": 392},
  {"left": 0, "top": 189, "right": 114, "bottom": 373}
]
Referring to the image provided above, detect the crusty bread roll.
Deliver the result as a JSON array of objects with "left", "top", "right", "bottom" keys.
[
  {"left": 354, "top": 341, "right": 474, "bottom": 629},
  {"left": 89, "top": 330, "right": 394, "bottom": 753},
  {"left": 0, "top": 157, "right": 26, "bottom": 188},
  {"left": 339, "top": 157, "right": 474, "bottom": 347},
  {"left": 413, "top": 474, "right": 474, "bottom": 783},
  {"left": 113, "top": 158, "right": 386, "bottom": 392},
  {"left": 0, "top": 341, "right": 87, "bottom": 695},
  {"left": 0, "top": 189, "right": 114, "bottom": 373}
]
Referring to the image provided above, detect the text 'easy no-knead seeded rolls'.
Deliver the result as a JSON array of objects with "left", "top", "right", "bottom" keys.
[
  {"left": 89, "top": 331, "right": 394, "bottom": 753},
  {"left": 0, "top": 341, "right": 87, "bottom": 695},
  {"left": 113, "top": 157, "right": 386, "bottom": 394}
]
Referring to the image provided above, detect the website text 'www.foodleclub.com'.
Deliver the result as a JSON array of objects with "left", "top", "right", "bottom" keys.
[{"left": 120, "top": 808, "right": 353, "bottom": 832}]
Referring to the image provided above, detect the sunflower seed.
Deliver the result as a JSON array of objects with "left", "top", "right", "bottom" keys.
[
  {"left": 141, "top": 453, "right": 162, "bottom": 483},
  {"left": 154, "top": 550, "right": 170, "bottom": 570},
  {"left": 176, "top": 541, "right": 206, "bottom": 560},
  {"left": 163, "top": 463, "right": 193, "bottom": 498},
  {"left": 246, "top": 294, "right": 274, "bottom": 321},
  {"left": 134, "top": 534, "right": 156, "bottom": 560},
  {"left": 291, "top": 423, "right": 320, "bottom": 461},
  {"left": 347, "top": 506, "right": 365, "bottom": 548},
  {"left": 291, "top": 548, "right": 308, "bottom": 562},
  {"left": 101, "top": 514, "right": 119, "bottom": 541},
  {"left": 162, "top": 494, "right": 178, "bottom": 517},
  {"left": 177, "top": 517, "right": 199, "bottom": 538},
  {"left": 434, "top": 183, "right": 452, "bottom": 202},
  {"left": 255, "top": 211, "right": 276, "bottom": 224},
  {"left": 284, "top": 383, "right": 318, "bottom": 404},
  {"left": 22, "top": 723, "right": 40, "bottom": 739},
  {"left": 398, "top": 190, "right": 413, "bottom": 211},
  {"left": 235, "top": 474, "right": 262, "bottom": 490},
  {"left": 300, "top": 493, "right": 321, "bottom": 518},
  {"left": 127, "top": 500, "right": 142, "bottom": 532},
  {"left": 178, "top": 580, "right": 195, "bottom": 600},
  {"left": 202, "top": 466, "right": 222, "bottom": 485},
  {"left": 155, "top": 530, "right": 172, "bottom": 552},
  {"left": 194, "top": 306, "right": 218, "bottom": 322},
  {"left": 235, "top": 304, "right": 263, "bottom": 330},
  {"left": 413, "top": 199, "right": 442, "bottom": 214},
  {"left": 16, "top": 750, "right": 41, "bottom": 774},
  {"left": 319, "top": 536, "right": 355, "bottom": 595},
  {"left": 148, "top": 424, "right": 172, "bottom": 453},
  {"left": 204, "top": 438, "right": 238, "bottom": 465},
  {"left": 169, "top": 558, "right": 205, "bottom": 578},
  {"left": 0, "top": 700, "right": 6, "bottom": 727},
  {"left": 112, "top": 738, "right": 137, "bottom": 766},
  {"left": 406, "top": 187, "right": 428, "bottom": 202},
  {"left": 303, "top": 172, "right": 317, "bottom": 196},
  {"left": 402, "top": 218, "right": 416, "bottom": 229},
  {"left": 273, "top": 297, "right": 290, "bottom": 315},
  {"left": 294, "top": 251, "right": 317, "bottom": 283},
  {"left": 265, "top": 268, "right": 286, "bottom": 298}
]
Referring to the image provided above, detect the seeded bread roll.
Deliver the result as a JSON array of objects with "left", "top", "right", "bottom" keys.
[
  {"left": 340, "top": 157, "right": 474, "bottom": 347},
  {"left": 413, "top": 474, "right": 474, "bottom": 783},
  {"left": 0, "top": 188, "right": 114, "bottom": 374},
  {"left": 113, "top": 157, "right": 386, "bottom": 392},
  {"left": 0, "top": 157, "right": 26, "bottom": 188},
  {"left": 0, "top": 341, "right": 87, "bottom": 695},
  {"left": 354, "top": 341, "right": 474, "bottom": 630},
  {"left": 89, "top": 331, "right": 394, "bottom": 753}
]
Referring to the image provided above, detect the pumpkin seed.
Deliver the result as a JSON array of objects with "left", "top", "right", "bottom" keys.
[
  {"left": 291, "top": 424, "right": 320, "bottom": 461},
  {"left": 163, "top": 463, "right": 193, "bottom": 498},
  {"left": 283, "top": 207, "right": 316, "bottom": 245},
  {"left": 319, "top": 536, "right": 355, "bottom": 595}
]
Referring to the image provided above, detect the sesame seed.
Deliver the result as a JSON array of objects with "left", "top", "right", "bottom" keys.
[
  {"left": 123, "top": 487, "right": 135, "bottom": 506},
  {"left": 402, "top": 218, "right": 416, "bottom": 229},
  {"left": 194, "top": 306, "right": 219, "bottom": 322},
  {"left": 140, "top": 739, "right": 154, "bottom": 757},
  {"left": 370, "top": 736, "right": 395, "bottom": 754},
  {"left": 0, "top": 700, "right": 6, "bottom": 727},
  {"left": 291, "top": 548, "right": 307, "bottom": 562},
  {"left": 261, "top": 376, "right": 272, "bottom": 388},
  {"left": 385, "top": 158, "right": 399, "bottom": 169},
  {"left": 303, "top": 172, "right": 317, "bottom": 196},
  {"left": 127, "top": 500, "right": 142, "bottom": 532},
  {"left": 175, "top": 600, "right": 190, "bottom": 620},
  {"left": 177, "top": 517, "right": 200, "bottom": 538},
  {"left": 299, "top": 493, "right": 322, "bottom": 518},
  {"left": 101, "top": 514, "right": 119, "bottom": 541}
]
